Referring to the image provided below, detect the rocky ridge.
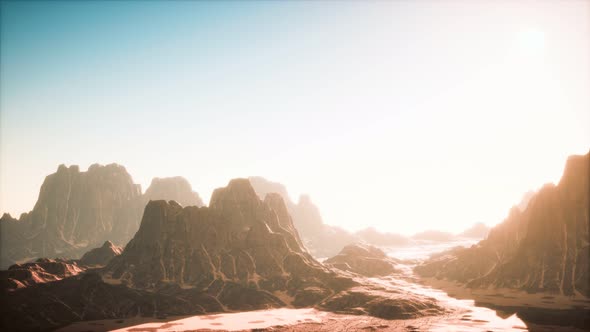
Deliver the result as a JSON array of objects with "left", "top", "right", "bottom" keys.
[
  {"left": 325, "top": 244, "right": 400, "bottom": 277},
  {"left": 0, "top": 165, "right": 203, "bottom": 269},
  {"left": 1, "top": 179, "right": 445, "bottom": 331},
  {"left": 416, "top": 151, "right": 590, "bottom": 297},
  {"left": 79, "top": 241, "right": 123, "bottom": 267}
]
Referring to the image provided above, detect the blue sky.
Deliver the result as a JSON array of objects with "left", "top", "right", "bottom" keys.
[{"left": 1, "top": 1, "right": 589, "bottom": 234}]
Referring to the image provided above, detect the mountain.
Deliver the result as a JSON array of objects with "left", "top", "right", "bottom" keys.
[
  {"left": 105, "top": 179, "right": 347, "bottom": 303},
  {"left": 143, "top": 176, "right": 204, "bottom": 207},
  {"left": 1, "top": 179, "right": 444, "bottom": 331},
  {"left": 355, "top": 227, "right": 409, "bottom": 246},
  {"left": 0, "top": 164, "right": 143, "bottom": 269},
  {"left": 79, "top": 241, "right": 123, "bottom": 267},
  {"left": 416, "top": 151, "right": 590, "bottom": 297},
  {"left": 249, "top": 177, "right": 357, "bottom": 257},
  {"left": 412, "top": 230, "right": 455, "bottom": 242},
  {"left": 0, "top": 164, "right": 205, "bottom": 269},
  {"left": 325, "top": 243, "right": 400, "bottom": 277},
  {"left": 458, "top": 222, "right": 490, "bottom": 239}
]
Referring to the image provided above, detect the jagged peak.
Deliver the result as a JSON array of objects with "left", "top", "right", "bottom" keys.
[{"left": 209, "top": 178, "right": 260, "bottom": 208}]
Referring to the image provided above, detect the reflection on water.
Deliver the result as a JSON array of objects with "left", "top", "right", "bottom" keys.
[{"left": 371, "top": 275, "right": 527, "bottom": 331}]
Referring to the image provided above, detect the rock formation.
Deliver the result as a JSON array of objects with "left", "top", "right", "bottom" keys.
[
  {"left": 1, "top": 179, "right": 445, "bottom": 331},
  {"left": 458, "top": 222, "right": 490, "bottom": 239},
  {"left": 249, "top": 177, "right": 358, "bottom": 257},
  {"left": 416, "top": 151, "right": 590, "bottom": 297},
  {"left": 0, "top": 165, "right": 205, "bottom": 269},
  {"left": 105, "top": 179, "right": 349, "bottom": 305},
  {"left": 0, "top": 164, "right": 143, "bottom": 268},
  {"left": 79, "top": 241, "right": 123, "bottom": 267},
  {"left": 325, "top": 244, "right": 400, "bottom": 277},
  {"left": 143, "top": 176, "right": 204, "bottom": 207},
  {"left": 0, "top": 258, "right": 84, "bottom": 290}
]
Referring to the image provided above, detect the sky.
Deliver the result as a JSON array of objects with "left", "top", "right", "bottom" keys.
[{"left": 1, "top": 0, "right": 589, "bottom": 235}]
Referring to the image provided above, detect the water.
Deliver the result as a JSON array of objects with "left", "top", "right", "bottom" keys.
[{"left": 384, "top": 238, "right": 479, "bottom": 261}]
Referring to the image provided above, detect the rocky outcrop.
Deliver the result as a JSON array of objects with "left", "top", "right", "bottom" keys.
[
  {"left": 458, "top": 222, "right": 490, "bottom": 239},
  {"left": 325, "top": 244, "right": 399, "bottom": 277},
  {"left": 143, "top": 176, "right": 204, "bottom": 207},
  {"left": 249, "top": 177, "right": 358, "bottom": 257},
  {"left": 105, "top": 179, "right": 348, "bottom": 304},
  {"left": 0, "top": 258, "right": 84, "bottom": 290},
  {"left": 416, "top": 151, "right": 590, "bottom": 297},
  {"left": 0, "top": 272, "right": 224, "bottom": 332},
  {"left": 79, "top": 241, "right": 122, "bottom": 267},
  {"left": 0, "top": 165, "right": 206, "bottom": 269},
  {"left": 0, "top": 164, "right": 143, "bottom": 269}
]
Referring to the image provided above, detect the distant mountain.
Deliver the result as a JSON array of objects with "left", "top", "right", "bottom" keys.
[
  {"left": 0, "top": 164, "right": 204, "bottom": 269},
  {"left": 458, "top": 222, "right": 490, "bottom": 239},
  {"left": 79, "top": 241, "right": 122, "bottom": 267},
  {"left": 355, "top": 227, "right": 409, "bottom": 246},
  {"left": 517, "top": 190, "right": 536, "bottom": 212},
  {"left": 416, "top": 151, "right": 590, "bottom": 297},
  {"left": 143, "top": 176, "right": 204, "bottom": 208},
  {"left": 249, "top": 177, "right": 357, "bottom": 257},
  {"left": 412, "top": 230, "right": 455, "bottom": 242}
]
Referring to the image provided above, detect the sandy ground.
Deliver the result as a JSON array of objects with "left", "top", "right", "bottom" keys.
[{"left": 58, "top": 308, "right": 530, "bottom": 332}]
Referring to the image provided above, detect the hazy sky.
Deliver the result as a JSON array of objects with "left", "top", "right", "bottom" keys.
[{"left": 1, "top": 1, "right": 589, "bottom": 235}]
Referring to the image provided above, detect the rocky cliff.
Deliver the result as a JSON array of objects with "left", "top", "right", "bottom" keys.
[
  {"left": 416, "top": 151, "right": 590, "bottom": 297},
  {"left": 143, "top": 176, "right": 204, "bottom": 207},
  {"left": 105, "top": 179, "right": 349, "bottom": 307},
  {"left": 0, "top": 164, "right": 143, "bottom": 268},
  {"left": 0, "top": 165, "right": 205, "bottom": 269}
]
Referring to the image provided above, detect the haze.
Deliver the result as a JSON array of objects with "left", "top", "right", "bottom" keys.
[{"left": 1, "top": 1, "right": 588, "bottom": 235}]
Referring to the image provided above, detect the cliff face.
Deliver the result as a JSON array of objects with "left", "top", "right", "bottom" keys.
[
  {"left": 143, "top": 176, "right": 204, "bottom": 207},
  {"left": 0, "top": 166, "right": 205, "bottom": 269},
  {"left": 0, "top": 164, "right": 143, "bottom": 268},
  {"left": 105, "top": 179, "right": 345, "bottom": 308},
  {"left": 416, "top": 151, "right": 590, "bottom": 296}
]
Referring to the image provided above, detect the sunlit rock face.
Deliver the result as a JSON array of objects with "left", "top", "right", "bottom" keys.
[
  {"left": 79, "top": 241, "right": 123, "bottom": 267},
  {"left": 0, "top": 258, "right": 84, "bottom": 290},
  {"left": 416, "top": 151, "right": 590, "bottom": 297},
  {"left": 0, "top": 164, "right": 143, "bottom": 269},
  {"left": 325, "top": 244, "right": 399, "bottom": 277},
  {"left": 248, "top": 177, "right": 357, "bottom": 257},
  {"left": 105, "top": 179, "right": 350, "bottom": 308},
  {"left": 143, "top": 176, "right": 204, "bottom": 207}
]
